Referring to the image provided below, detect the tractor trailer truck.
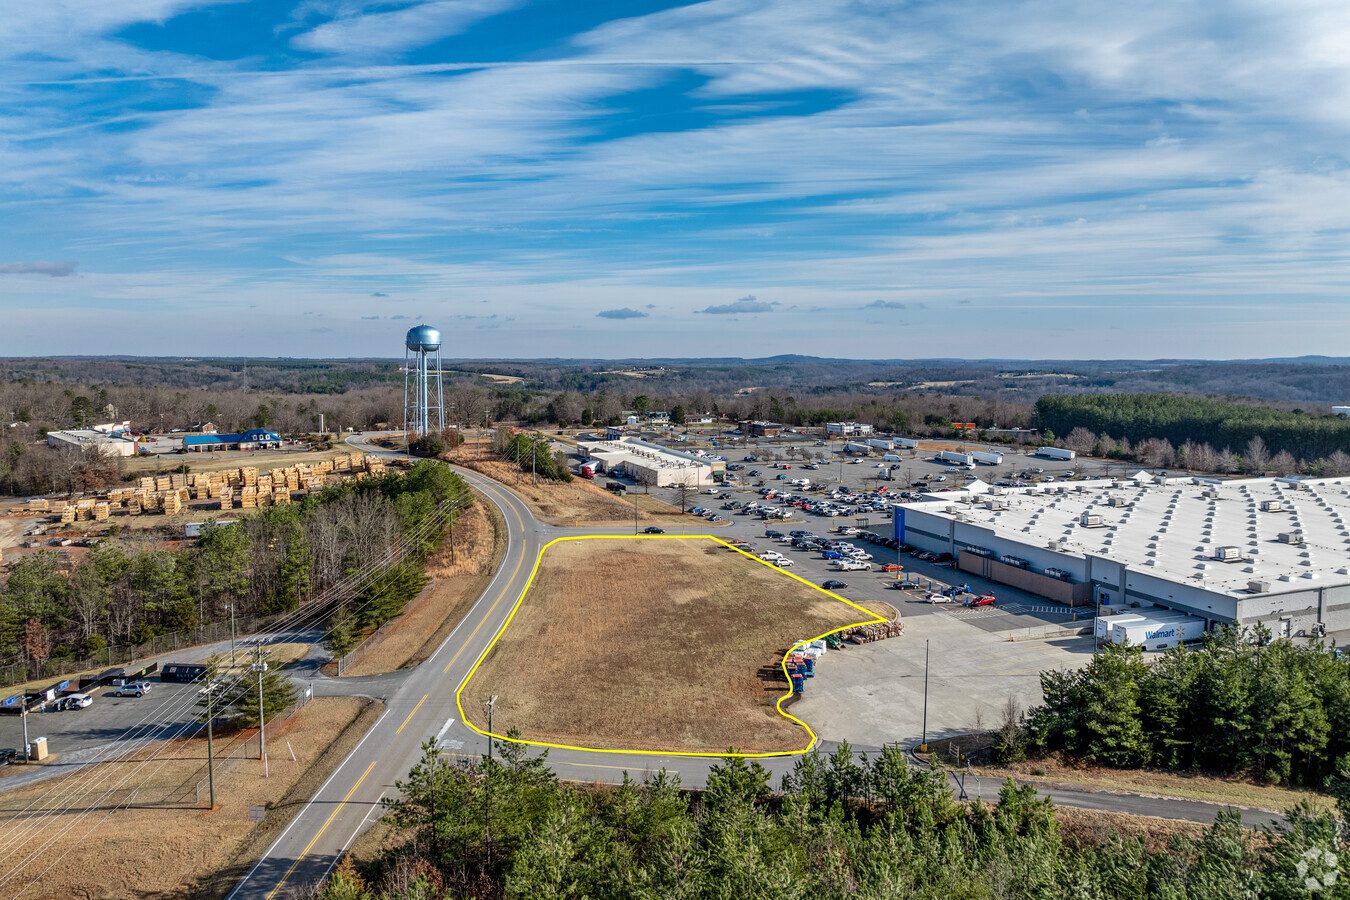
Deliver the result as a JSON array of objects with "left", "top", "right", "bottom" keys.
[
  {"left": 936, "top": 450, "right": 974, "bottom": 465},
  {"left": 1037, "top": 447, "right": 1076, "bottom": 461},
  {"left": 970, "top": 450, "right": 1004, "bottom": 465},
  {"left": 895, "top": 437, "right": 920, "bottom": 449},
  {"left": 1109, "top": 614, "right": 1206, "bottom": 650}
]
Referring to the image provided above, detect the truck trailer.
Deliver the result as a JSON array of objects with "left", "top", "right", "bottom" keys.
[
  {"left": 936, "top": 450, "right": 974, "bottom": 465},
  {"left": 1094, "top": 613, "right": 1146, "bottom": 642},
  {"left": 970, "top": 450, "right": 1004, "bottom": 465},
  {"left": 895, "top": 437, "right": 920, "bottom": 449},
  {"left": 1109, "top": 615, "right": 1206, "bottom": 650},
  {"left": 866, "top": 438, "right": 895, "bottom": 450},
  {"left": 1037, "top": 447, "right": 1076, "bottom": 461},
  {"left": 845, "top": 442, "right": 870, "bottom": 454}
]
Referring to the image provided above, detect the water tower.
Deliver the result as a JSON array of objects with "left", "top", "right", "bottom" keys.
[{"left": 403, "top": 325, "right": 445, "bottom": 439}]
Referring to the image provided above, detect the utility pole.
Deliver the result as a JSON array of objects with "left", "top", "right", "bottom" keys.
[
  {"left": 204, "top": 683, "right": 217, "bottom": 808},
  {"left": 252, "top": 648, "right": 268, "bottom": 762},
  {"left": 920, "top": 639, "right": 930, "bottom": 752},
  {"left": 21, "top": 700, "right": 29, "bottom": 764},
  {"left": 481, "top": 696, "right": 498, "bottom": 760},
  {"left": 229, "top": 604, "right": 237, "bottom": 668}
]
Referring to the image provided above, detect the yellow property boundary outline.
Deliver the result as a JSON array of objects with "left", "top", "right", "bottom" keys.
[{"left": 454, "top": 534, "right": 887, "bottom": 758}]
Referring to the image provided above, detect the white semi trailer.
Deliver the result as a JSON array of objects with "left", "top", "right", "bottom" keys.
[
  {"left": 1037, "top": 447, "right": 1076, "bottom": 461},
  {"left": 971, "top": 450, "right": 1004, "bottom": 465},
  {"left": 866, "top": 438, "right": 895, "bottom": 450},
  {"left": 895, "top": 437, "right": 919, "bottom": 449},
  {"left": 1109, "top": 615, "right": 1207, "bottom": 650},
  {"left": 936, "top": 450, "right": 974, "bottom": 465}
]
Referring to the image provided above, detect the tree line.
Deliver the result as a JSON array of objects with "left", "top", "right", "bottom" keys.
[
  {"left": 316, "top": 735, "right": 1350, "bottom": 900},
  {"left": 0, "top": 461, "right": 470, "bottom": 677},
  {"left": 1037, "top": 394, "right": 1350, "bottom": 469},
  {"left": 999, "top": 629, "right": 1350, "bottom": 787}
]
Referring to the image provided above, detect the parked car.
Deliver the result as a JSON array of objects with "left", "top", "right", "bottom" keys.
[
  {"left": 0, "top": 748, "right": 19, "bottom": 766},
  {"left": 53, "top": 693, "right": 92, "bottom": 710},
  {"left": 966, "top": 594, "right": 997, "bottom": 608},
  {"left": 880, "top": 563, "right": 904, "bottom": 572},
  {"left": 643, "top": 526, "right": 665, "bottom": 534},
  {"left": 112, "top": 681, "right": 152, "bottom": 697},
  {"left": 822, "top": 580, "right": 849, "bottom": 590}
]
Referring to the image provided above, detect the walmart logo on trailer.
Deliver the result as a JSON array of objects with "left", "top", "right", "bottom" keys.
[{"left": 1144, "top": 627, "right": 1177, "bottom": 640}]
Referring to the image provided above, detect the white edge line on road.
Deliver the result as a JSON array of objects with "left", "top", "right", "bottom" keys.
[
  {"left": 227, "top": 436, "right": 524, "bottom": 899},
  {"left": 317, "top": 789, "right": 388, "bottom": 888}
]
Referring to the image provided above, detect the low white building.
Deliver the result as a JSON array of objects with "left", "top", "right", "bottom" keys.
[
  {"left": 826, "top": 422, "right": 873, "bottom": 436},
  {"left": 893, "top": 475, "right": 1350, "bottom": 637},
  {"left": 46, "top": 430, "right": 138, "bottom": 457},
  {"left": 577, "top": 436, "right": 720, "bottom": 487}
]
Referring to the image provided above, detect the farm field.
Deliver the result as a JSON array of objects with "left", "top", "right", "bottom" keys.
[{"left": 461, "top": 536, "right": 886, "bottom": 754}]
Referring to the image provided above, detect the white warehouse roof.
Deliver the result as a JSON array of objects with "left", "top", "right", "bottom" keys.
[{"left": 902, "top": 476, "right": 1350, "bottom": 597}]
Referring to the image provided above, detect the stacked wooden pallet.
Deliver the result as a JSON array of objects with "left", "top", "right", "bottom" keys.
[
  {"left": 162, "top": 492, "right": 182, "bottom": 514},
  {"left": 139, "top": 477, "right": 156, "bottom": 493},
  {"left": 170, "top": 473, "right": 187, "bottom": 490},
  {"left": 27, "top": 499, "right": 49, "bottom": 512},
  {"left": 128, "top": 501, "right": 142, "bottom": 516},
  {"left": 155, "top": 476, "right": 172, "bottom": 492},
  {"left": 60, "top": 506, "right": 77, "bottom": 524},
  {"left": 239, "top": 486, "right": 258, "bottom": 509},
  {"left": 93, "top": 502, "right": 110, "bottom": 521}
]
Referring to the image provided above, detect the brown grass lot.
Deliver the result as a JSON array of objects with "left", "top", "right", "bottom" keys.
[
  {"left": 978, "top": 755, "right": 1329, "bottom": 814},
  {"left": 0, "top": 696, "right": 379, "bottom": 900},
  {"left": 1053, "top": 807, "right": 1205, "bottom": 851},
  {"left": 123, "top": 447, "right": 357, "bottom": 477},
  {"left": 341, "top": 494, "right": 507, "bottom": 677},
  {"left": 462, "top": 537, "right": 886, "bottom": 754}
]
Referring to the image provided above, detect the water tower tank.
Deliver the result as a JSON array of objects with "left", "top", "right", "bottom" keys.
[{"left": 405, "top": 325, "right": 442, "bottom": 353}]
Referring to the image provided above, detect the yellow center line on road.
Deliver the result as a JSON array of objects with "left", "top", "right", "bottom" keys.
[
  {"left": 395, "top": 695, "right": 428, "bottom": 735},
  {"left": 265, "top": 759, "right": 378, "bottom": 900}
]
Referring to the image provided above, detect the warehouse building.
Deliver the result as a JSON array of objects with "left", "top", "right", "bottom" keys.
[
  {"left": 894, "top": 475, "right": 1350, "bottom": 638},
  {"left": 576, "top": 436, "right": 721, "bottom": 487},
  {"left": 182, "top": 429, "right": 282, "bottom": 452},
  {"left": 46, "top": 430, "right": 138, "bottom": 457}
]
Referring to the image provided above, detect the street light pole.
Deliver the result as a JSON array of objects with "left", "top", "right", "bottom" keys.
[
  {"left": 205, "top": 684, "right": 217, "bottom": 808},
  {"left": 921, "top": 639, "right": 930, "bottom": 752},
  {"left": 253, "top": 649, "right": 268, "bottom": 762},
  {"left": 229, "top": 604, "right": 237, "bottom": 668}
]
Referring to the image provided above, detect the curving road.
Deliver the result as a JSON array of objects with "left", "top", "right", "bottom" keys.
[{"left": 228, "top": 434, "right": 1282, "bottom": 899}]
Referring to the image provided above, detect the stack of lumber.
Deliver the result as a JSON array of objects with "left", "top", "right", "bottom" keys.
[{"left": 27, "top": 499, "right": 48, "bottom": 512}]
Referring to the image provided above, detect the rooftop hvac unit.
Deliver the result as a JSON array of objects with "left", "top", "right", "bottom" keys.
[
  {"left": 1107, "top": 496, "right": 1128, "bottom": 507},
  {"left": 1202, "top": 489, "right": 1220, "bottom": 499},
  {"left": 1278, "top": 531, "right": 1305, "bottom": 544},
  {"left": 1213, "top": 545, "right": 1243, "bottom": 561},
  {"left": 1047, "top": 539, "right": 1067, "bottom": 551},
  {"left": 1079, "top": 513, "right": 1105, "bottom": 528},
  {"left": 1260, "top": 500, "right": 1286, "bottom": 512},
  {"left": 1248, "top": 580, "right": 1271, "bottom": 593}
]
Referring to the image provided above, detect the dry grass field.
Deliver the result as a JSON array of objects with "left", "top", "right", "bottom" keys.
[
  {"left": 461, "top": 537, "right": 885, "bottom": 754},
  {"left": 0, "top": 696, "right": 379, "bottom": 900},
  {"left": 341, "top": 494, "right": 507, "bottom": 676}
]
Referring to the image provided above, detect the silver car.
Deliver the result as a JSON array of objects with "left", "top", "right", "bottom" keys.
[{"left": 112, "top": 681, "right": 152, "bottom": 698}]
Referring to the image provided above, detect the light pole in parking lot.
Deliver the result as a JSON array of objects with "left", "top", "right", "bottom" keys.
[{"left": 920, "top": 639, "right": 930, "bottom": 753}]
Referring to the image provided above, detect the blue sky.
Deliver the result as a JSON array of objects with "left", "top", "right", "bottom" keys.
[{"left": 2, "top": 0, "right": 1349, "bottom": 359}]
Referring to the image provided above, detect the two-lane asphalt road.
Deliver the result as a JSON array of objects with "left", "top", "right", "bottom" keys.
[{"left": 228, "top": 435, "right": 1283, "bottom": 898}]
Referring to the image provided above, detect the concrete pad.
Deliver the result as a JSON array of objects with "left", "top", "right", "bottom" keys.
[{"left": 794, "top": 613, "right": 1094, "bottom": 749}]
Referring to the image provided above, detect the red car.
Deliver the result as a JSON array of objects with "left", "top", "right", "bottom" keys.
[
  {"left": 881, "top": 563, "right": 904, "bottom": 573},
  {"left": 966, "top": 594, "right": 997, "bottom": 608}
]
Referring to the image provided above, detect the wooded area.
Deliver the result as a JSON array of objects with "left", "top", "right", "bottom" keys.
[
  {"left": 1003, "top": 630, "right": 1350, "bottom": 787},
  {"left": 0, "top": 461, "right": 470, "bottom": 677},
  {"left": 317, "top": 735, "right": 1350, "bottom": 900}
]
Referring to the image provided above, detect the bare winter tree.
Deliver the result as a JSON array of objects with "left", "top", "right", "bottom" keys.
[
  {"left": 1324, "top": 450, "right": 1350, "bottom": 477},
  {"left": 1064, "top": 427, "right": 1098, "bottom": 454},
  {"left": 1270, "top": 450, "right": 1299, "bottom": 477},
  {"left": 1245, "top": 436, "right": 1271, "bottom": 474}
]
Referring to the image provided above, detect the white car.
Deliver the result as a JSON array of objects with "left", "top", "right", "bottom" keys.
[
  {"left": 926, "top": 593, "right": 955, "bottom": 603},
  {"left": 53, "top": 693, "right": 92, "bottom": 710}
]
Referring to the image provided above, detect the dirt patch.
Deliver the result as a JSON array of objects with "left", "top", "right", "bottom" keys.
[
  {"left": 461, "top": 537, "right": 883, "bottom": 754},
  {"left": 1054, "top": 806, "right": 1205, "bottom": 852},
  {"left": 975, "top": 752, "right": 1329, "bottom": 814},
  {"left": 340, "top": 494, "right": 507, "bottom": 677},
  {"left": 452, "top": 455, "right": 683, "bottom": 525},
  {"left": 0, "top": 696, "right": 379, "bottom": 900}
]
